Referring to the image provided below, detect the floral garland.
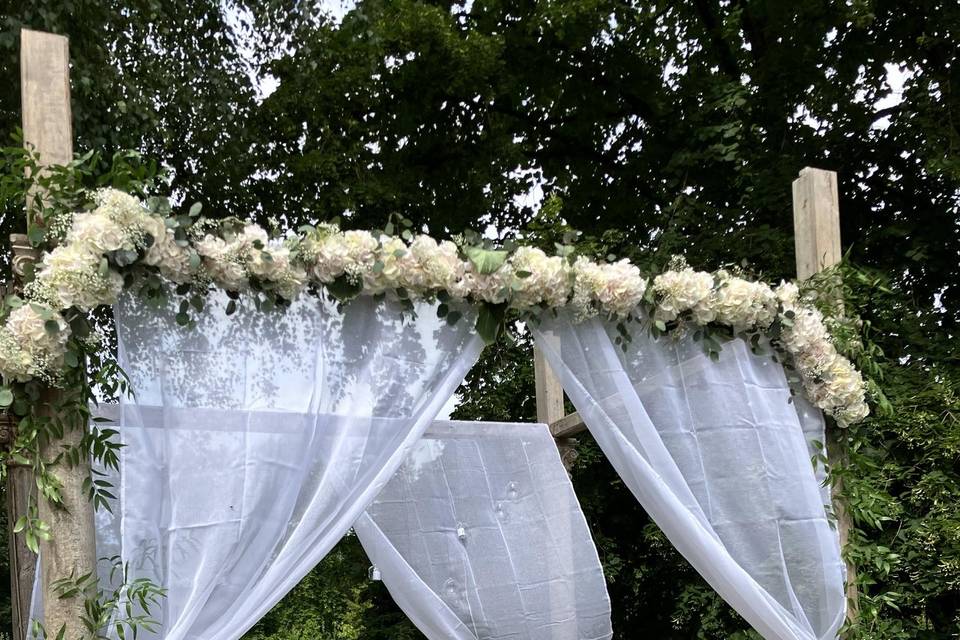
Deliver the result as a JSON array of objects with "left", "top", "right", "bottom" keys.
[{"left": 0, "top": 189, "right": 870, "bottom": 426}]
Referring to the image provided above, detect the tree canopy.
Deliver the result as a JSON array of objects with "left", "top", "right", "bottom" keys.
[{"left": 1, "top": 0, "right": 958, "bottom": 637}]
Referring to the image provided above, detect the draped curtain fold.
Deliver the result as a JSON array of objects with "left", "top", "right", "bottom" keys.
[
  {"left": 532, "top": 312, "right": 846, "bottom": 640},
  {"left": 354, "top": 420, "right": 613, "bottom": 640},
  {"left": 72, "top": 292, "right": 483, "bottom": 640}
]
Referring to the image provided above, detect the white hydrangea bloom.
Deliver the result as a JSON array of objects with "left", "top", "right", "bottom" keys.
[
  {"left": 712, "top": 275, "right": 778, "bottom": 330},
  {"left": 409, "top": 235, "right": 467, "bottom": 293},
  {"left": 6, "top": 304, "right": 69, "bottom": 360},
  {"left": 0, "top": 328, "right": 35, "bottom": 382},
  {"left": 508, "top": 247, "right": 570, "bottom": 309},
  {"left": 1, "top": 303, "right": 71, "bottom": 380},
  {"left": 462, "top": 263, "right": 514, "bottom": 304},
  {"left": 652, "top": 268, "right": 715, "bottom": 322},
  {"left": 195, "top": 235, "right": 248, "bottom": 291},
  {"left": 36, "top": 243, "right": 124, "bottom": 310},
  {"left": 248, "top": 245, "right": 307, "bottom": 300},
  {"left": 572, "top": 257, "right": 647, "bottom": 319},
  {"left": 67, "top": 213, "right": 133, "bottom": 254},
  {"left": 141, "top": 215, "right": 194, "bottom": 284},
  {"left": 364, "top": 235, "right": 414, "bottom": 293}
]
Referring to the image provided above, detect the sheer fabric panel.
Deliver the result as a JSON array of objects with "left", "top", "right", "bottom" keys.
[
  {"left": 355, "top": 420, "right": 612, "bottom": 640},
  {"left": 533, "top": 313, "right": 845, "bottom": 640},
  {"left": 67, "top": 292, "right": 484, "bottom": 640}
]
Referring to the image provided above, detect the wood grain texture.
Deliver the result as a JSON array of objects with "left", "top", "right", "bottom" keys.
[
  {"left": 20, "top": 29, "right": 72, "bottom": 226},
  {"left": 792, "top": 167, "right": 842, "bottom": 281},
  {"left": 534, "top": 342, "right": 580, "bottom": 469},
  {"left": 549, "top": 411, "right": 586, "bottom": 438},
  {"left": 18, "top": 28, "right": 98, "bottom": 639},
  {"left": 792, "top": 166, "right": 859, "bottom": 625}
]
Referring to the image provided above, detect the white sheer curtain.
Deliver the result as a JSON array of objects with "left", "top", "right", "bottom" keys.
[
  {"left": 532, "top": 312, "right": 845, "bottom": 640},
  {"left": 354, "top": 420, "right": 612, "bottom": 640},
  {"left": 54, "top": 291, "right": 484, "bottom": 640}
]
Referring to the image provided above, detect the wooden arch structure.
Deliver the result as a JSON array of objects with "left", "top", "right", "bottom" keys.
[{"left": 7, "top": 28, "right": 857, "bottom": 639}]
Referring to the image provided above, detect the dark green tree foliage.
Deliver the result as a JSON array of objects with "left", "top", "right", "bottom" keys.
[
  {"left": 0, "top": 0, "right": 285, "bottom": 246},
  {"left": 0, "top": 0, "right": 958, "bottom": 638}
]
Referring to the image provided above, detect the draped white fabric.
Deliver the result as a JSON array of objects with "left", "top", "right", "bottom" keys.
[
  {"left": 532, "top": 313, "right": 845, "bottom": 640},
  {"left": 73, "top": 292, "right": 484, "bottom": 640},
  {"left": 354, "top": 420, "right": 612, "bottom": 640}
]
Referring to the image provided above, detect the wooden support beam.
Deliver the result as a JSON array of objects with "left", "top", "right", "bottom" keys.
[
  {"left": 549, "top": 410, "right": 584, "bottom": 439},
  {"left": 5, "top": 236, "right": 38, "bottom": 640},
  {"left": 17, "top": 28, "right": 98, "bottom": 639},
  {"left": 792, "top": 166, "right": 859, "bottom": 625},
  {"left": 534, "top": 344, "right": 578, "bottom": 469},
  {"left": 20, "top": 28, "right": 72, "bottom": 228},
  {"left": 792, "top": 167, "right": 841, "bottom": 281}
]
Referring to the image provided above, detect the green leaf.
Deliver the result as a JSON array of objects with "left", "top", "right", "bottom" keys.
[
  {"left": 0, "top": 387, "right": 13, "bottom": 407},
  {"left": 44, "top": 319, "right": 60, "bottom": 335},
  {"left": 326, "top": 275, "right": 362, "bottom": 302},
  {"left": 464, "top": 246, "right": 509, "bottom": 275},
  {"left": 226, "top": 300, "right": 237, "bottom": 316},
  {"left": 475, "top": 304, "right": 505, "bottom": 344},
  {"left": 27, "top": 224, "right": 45, "bottom": 246},
  {"left": 446, "top": 310, "right": 463, "bottom": 326},
  {"left": 437, "top": 303, "right": 449, "bottom": 318},
  {"left": 189, "top": 202, "right": 203, "bottom": 217}
]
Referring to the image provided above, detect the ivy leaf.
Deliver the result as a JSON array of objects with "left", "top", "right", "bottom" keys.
[{"left": 464, "top": 246, "right": 509, "bottom": 275}]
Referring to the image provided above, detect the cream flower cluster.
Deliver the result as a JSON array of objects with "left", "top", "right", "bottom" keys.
[
  {"left": 0, "top": 303, "right": 69, "bottom": 382},
  {"left": 195, "top": 224, "right": 306, "bottom": 300},
  {"left": 0, "top": 189, "right": 870, "bottom": 425},
  {"left": 648, "top": 267, "right": 867, "bottom": 425},
  {"left": 572, "top": 257, "right": 647, "bottom": 320},
  {"left": 774, "top": 283, "right": 870, "bottom": 426}
]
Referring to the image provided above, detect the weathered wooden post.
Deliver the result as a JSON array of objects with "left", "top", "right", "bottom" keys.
[
  {"left": 791, "top": 166, "right": 859, "bottom": 625},
  {"left": 5, "top": 235, "right": 39, "bottom": 640},
  {"left": 13, "top": 28, "right": 98, "bottom": 639},
  {"left": 533, "top": 345, "right": 577, "bottom": 469}
]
